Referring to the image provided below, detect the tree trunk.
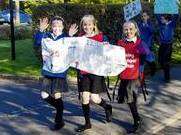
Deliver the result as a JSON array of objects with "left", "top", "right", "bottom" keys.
[{"left": 15, "top": 0, "right": 20, "bottom": 25}]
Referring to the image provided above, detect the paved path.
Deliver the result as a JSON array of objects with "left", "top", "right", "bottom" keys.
[{"left": 0, "top": 67, "right": 181, "bottom": 135}]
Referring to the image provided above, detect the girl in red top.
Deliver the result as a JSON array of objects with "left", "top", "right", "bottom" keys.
[
  {"left": 117, "top": 21, "right": 150, "bottom": 133},
  {"left": 76, "top": 15, "right": 112, "bottom": 132}
]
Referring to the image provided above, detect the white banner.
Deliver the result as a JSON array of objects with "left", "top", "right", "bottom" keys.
[
  {"left": 154, "top": 0, "right": 180, "bottom": 14},
  {"left": 123, "top": 0, "right": 142, "bottom": 21},
  {"left": 42, "top": 38, "right": 70, "bottom": 73},
  {"left": 42, "top": 37, "right": 127, "bottom": 76}
]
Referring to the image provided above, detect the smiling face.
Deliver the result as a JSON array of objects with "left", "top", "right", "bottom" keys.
[
  {"left": 80, "top": 15, "right": 99, "bottom": 36},
  {"left": 82, "top": 19, "right": 95, "bottom": 35},
  {"left": 51, "top": 20, "right": 64, "bottom": 36},
  {"left": 123, "top": 22, "right": 138, "bottom": 39}
]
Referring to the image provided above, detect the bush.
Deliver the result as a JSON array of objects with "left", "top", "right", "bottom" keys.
[
  {"left": 32, "top": 4, "right": 124, "bottom": 43},
  {"left": 32, "top": 3, "right": 181, "bottom": 45},
  {"left": 31, "top": 2, "right": 181, "bottom": 60},
  {"left": 0, "top": 24, "right": 33, "bottom": 40},
  {"left": 0, "top": 25, "right": 11, "bottom": 40}
]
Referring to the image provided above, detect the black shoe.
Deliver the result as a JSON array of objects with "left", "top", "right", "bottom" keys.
[
  {"left": 50, "top": 122, "right": 65, "bottom": 131},
  {"left": 164, "top": 79, "right": 170, "bottom": 83},
  {"left": 76, "top": 124, "right": 91, "bottom": 132},
  {"left": 105, "top": 105, "right": 112, "bottom": 122},
  {"left": 117, "top": 96, "right": 124, "bottom": 104},
  {"left": 131, "top": 118, "right": 143, "bottom": 133}
]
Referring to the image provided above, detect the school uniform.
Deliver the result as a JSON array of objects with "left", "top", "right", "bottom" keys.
[
  {"left": 138, "top": 20, "right": 154, "bottom": 49},
  {"left": 138, "top": 20, "right": 156, "bottom": 76},
  {"left": 156, "top": 14, "right": 179, "bottom": 81},
  {"left": 77, "top": 32, "right": 108, "bottom": 94},
  {"left": 117, "top": 37, "right": 149, "bottom": 103},
  {"left": 76, "top": 32, "right": 112, "bottom": 132},
  {"left": 34, "top": 31, "right": 68, "bottom": 94},
  {"left": 117, "top": 37, "right": 150, "bottom": 132},
  {"left": 34, "top": 31, "right": 69, "bottom": 130}
]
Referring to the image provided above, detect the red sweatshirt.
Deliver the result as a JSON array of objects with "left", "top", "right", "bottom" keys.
[{"left": 117, "top": 38, "right": 142, "bottom": 80}]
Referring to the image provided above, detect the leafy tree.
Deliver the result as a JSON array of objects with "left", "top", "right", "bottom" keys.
[{"left": 0, "top": 0, "right": 8, "bottom": 10}]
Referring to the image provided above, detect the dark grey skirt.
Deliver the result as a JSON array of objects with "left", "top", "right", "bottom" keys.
[
  {"left": 117, "top": 79, "right": 139, "bottom": 103},
  {"left": 41, "top": 76, "right": 68, "bottom": 95}
]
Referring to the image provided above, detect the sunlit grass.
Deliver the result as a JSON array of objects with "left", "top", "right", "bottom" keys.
[
  {"left": 172, "top": 51, "right": 181, "bottom": 64},
  {"left": 0, "top": 39, "right": 41, "bottom": 77}
]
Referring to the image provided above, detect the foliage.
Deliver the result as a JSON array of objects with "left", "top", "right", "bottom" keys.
[
  {"left": 31, "top": 3, "right": 181, "bottom": 45},
  {"left": 0, "top": 25, "right": 33, "bottom": 40},
  {"left": 0, "top": 0, "right": 155, "bottom": 13},
  {"left": 0, "top": 0, "right": 8, "bottom": 10}
]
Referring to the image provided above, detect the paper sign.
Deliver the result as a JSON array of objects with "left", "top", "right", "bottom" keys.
[
  {"left": 68, "top": 37, "right": 127, "bottom": 76},
  {"left": 41, "top": 37, "right": 127, "bottom": 76},
  {"left": 154, "top": 0, "right": 180, "bottom": 14},
  {"left": 123, "top": 0, "right": 142, "bottom": 21}
]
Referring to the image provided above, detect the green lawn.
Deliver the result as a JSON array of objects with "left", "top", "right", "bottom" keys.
[
  {"left": 0, "top": 39, "right": 77, "bottom": 78},
  {"left": 0, "top": 39, "right": 41, "bottom": 78},
  {"left": 0, "top": 39, "right": 181, "bottom": 79}
]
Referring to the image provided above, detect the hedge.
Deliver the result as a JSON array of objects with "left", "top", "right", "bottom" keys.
[
  {"left": 32, "top": 3, "right": 181, "bottom": 46},
  {"left": 0, "top": 25, "right": 33, "bottom": 40}
]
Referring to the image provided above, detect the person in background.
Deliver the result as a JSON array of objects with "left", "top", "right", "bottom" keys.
[
  {"left": 138, "top": 11, "right": 156, "bottom": 77},
  {"left": 138, "top": 11, "right": 154, "bottom": 50},
  {"left": 156, "top": 14, "right": 179, "bottom": 82}
]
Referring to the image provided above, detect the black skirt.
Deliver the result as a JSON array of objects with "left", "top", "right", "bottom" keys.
[{"left": 77, "top": 73, "right": 106, "bottom": 94}]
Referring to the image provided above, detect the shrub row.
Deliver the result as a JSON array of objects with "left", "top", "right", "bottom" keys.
[
  {"left": 0, "top": 25, "right": 33, "bottom": 40},
  {"left": 32, "top": 3, "right": 181, "bottom": 45}
]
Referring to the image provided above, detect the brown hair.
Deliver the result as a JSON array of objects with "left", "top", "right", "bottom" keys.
[{"left": 51, "top": 16, "right": 64, "bottom": 25}]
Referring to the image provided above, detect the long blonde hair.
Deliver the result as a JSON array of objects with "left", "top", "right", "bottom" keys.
[
  {"left": 80, "top": 15, "right": 99, "bottom": 35},
  {"left": 122, "top": 20, "right": 140, "bottom": 38}
]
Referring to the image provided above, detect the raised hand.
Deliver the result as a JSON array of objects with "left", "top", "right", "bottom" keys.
[
  {"left": 68, "top": 23, "right": 78, "bottom": 37},
  {"left": 39, "top": 17, "right": 49, "bottom": 32}
]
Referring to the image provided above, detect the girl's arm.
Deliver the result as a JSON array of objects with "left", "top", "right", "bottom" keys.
[
  {"left": 34, "top": 17, "right": 49, "bottom": 47},
  {"left": 155, "top": 14, "right": 164, "bottom": 26},
  {"left": 33, "top": 17, "right": 49, "bottom": 62},
  {"left": 33, "top": 31, "right": 45, "bottom": 47},
  {"left": 138, "top": 41, "right": 151, "bottom": 55},
  {"left": 170, "top": 14, "right": 179, "bottom": 28},
  {"left": 68, "top": 23, "right": 78, "bottom": 37}
]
